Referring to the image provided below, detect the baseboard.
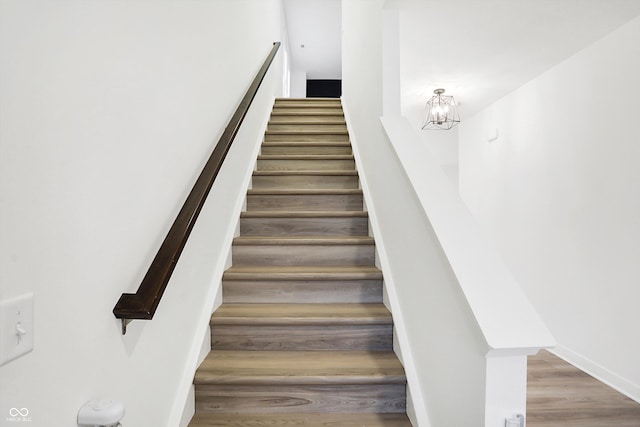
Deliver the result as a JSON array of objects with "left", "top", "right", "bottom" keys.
[{"left": 549, "top": 344, "right": 640, "bottom": 404}]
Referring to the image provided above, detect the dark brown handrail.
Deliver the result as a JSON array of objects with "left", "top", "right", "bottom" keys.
[{"left": 114, "top": 42, "right": 281, "bottom": 334}]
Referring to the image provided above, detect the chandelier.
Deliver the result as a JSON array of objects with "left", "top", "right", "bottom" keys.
[{"left": 422, "top": 88, "right": 460, "bottom": 130}]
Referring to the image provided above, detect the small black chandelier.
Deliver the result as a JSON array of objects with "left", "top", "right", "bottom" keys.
[{"left": 422, "top": 88, "right": 460, "bottom": 130}]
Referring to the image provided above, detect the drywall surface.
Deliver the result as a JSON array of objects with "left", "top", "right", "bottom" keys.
[
  {"left": 0, "top": 1, "right": 284, "bottom": 425},
  {"left": 290, "top": 71, "right": 307, "bottom": 98},
  {"left": 379, "top": 117, "right": 553, "bottom": 427},
  {"left": 459, "top": 15, "right": 640, "bottom": 402},
  {"left": 343, "top": 1, "right": 493, "bottom": 425}
]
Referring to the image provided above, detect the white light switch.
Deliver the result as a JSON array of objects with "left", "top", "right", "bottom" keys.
[{"left": 0, "top": 293, "right": 34, "bottom": 366}]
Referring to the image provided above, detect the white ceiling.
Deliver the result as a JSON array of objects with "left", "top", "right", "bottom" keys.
[
  {"left": 397, "top": 0, "right": 640, "bottom": 122},
  {"left": 283, "top": 0, "right": 342, "bottom": 80},
  {"left": 284, "top": 0, "right": 640, "bottom": 121}
]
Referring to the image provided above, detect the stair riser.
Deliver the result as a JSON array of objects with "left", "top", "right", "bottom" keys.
[
  {"left": 189, "top": 413, "right": 412, "bottom": 427},
  {"left": 265, "top": 133, "right": 349, "bottom": 143},
  {"left": 274, "top": 100, "right": 342, "bottom": 106},
  {"left": 211, "top": 324, "right": 393, "bottom": 351},
  {"left": 194, "top": 384, "right": 406, "bottom": 414},
  {"left": 257, "top": 159, "right": 355, "bottom": 171},
  {"left": 267, "top": 124, "right": 348, "bottom": 133},
  {"left": 252, "top": 175, "right": 359, "bottom": 189},
  {"left": 246, "top": 194, "right": 363, "bottom": 211},
  {"left": 222, "top": 280, "right": 383, "bottom": 304},
  {"left": 270, "top": 116, "right": 345, "bottom": 124},
  {"left": 272, "top": 107, "right": 344, "bottom": 115},
  {"left": 261, "top": 145, "right": 352, "bottom": 155},
  {"left": 232, "top": 245, "right": 375, "bottom": 266},
  {"left": 240, "top": 217, "right": 368, "bottom": 236}
]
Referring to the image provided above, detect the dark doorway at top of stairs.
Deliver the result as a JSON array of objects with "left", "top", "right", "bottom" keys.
[{"left": 307, "top": 79, "right": 341, "bottom": 98}]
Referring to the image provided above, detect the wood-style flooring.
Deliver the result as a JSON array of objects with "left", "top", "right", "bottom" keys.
[{"left": 528, "top": 350, "right": 640, "bottom": 426}]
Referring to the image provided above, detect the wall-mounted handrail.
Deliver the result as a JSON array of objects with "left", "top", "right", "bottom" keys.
[{"left": 113, "top": 42, "right": 281, "bottom": 334}]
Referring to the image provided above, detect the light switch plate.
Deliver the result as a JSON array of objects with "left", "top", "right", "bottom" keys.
[{"left": 0, "top": 293, "right": 34, "bottom": 366}]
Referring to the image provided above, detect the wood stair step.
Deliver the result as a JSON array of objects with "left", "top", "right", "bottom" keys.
[
  {"left": 210, "top": 303, "right": 393, "bottom": 351},
  {"left": 256, "top": 155, "right": 355, "bottom": 172},
  {"left": 194, "top": 350, "right": 406, "bottom": 385},
  {"left": 189, "top": 412, "right": 413, "bottom": 426},
  {"left": 212, "top": 303, "right": 391, "bottom": 325},
  {"left": 275, "top": 97, "right": 341, "bottom": 100},
  {"left": 246, "top": 189, "right": 363, "bottom": 211},
  {"left": 240, "top": 211, "right": 367, "bottom": 217},
  {"left": 261, "top": 141, "right": 351, "bottom": 147},
  {"left": 254, "top": 171, "right": 359, "bottom": 176},
  {"left": 252, "top": 171, "right": 359, "bottom": 190},
  {"left": 258, "top": 154, "right": 354, "bottom": 160},
  {"left": 264, "top": 133, "right": 349, "bottom": 143},
  {"left": 271, "top": 107, "right": 344, "bottom": 115},
  {"left": 268, "top": 123, "right": 347, "bottom": 131},
  {"left": 240, "top": 211, "right": 368, "bottom": 236},
  {"left": 193, "top": 351, "right": 406, "bottom": 414},
  {"left": 265, "top": 128, "right": 348, "bottom": 135},
  {"left": 274, "top": 99, "right": 342, "bottom": 107},
  {"left": 231, "top": 236, "right": 375, "bottom": 266},
  {"left": 194, "top": 383, "right": 406, "bottom": 414},
  {"left": 222, "top": 266, "right": 383, "bottom": 304},
  {"left": 261, "top": 141, "right": 352, "bottom": 155},
  {"left": 223, "top": 265, "right": 382, "bottom": 281},
  {"left": 271, "top": 110, "right": 344, "bottom": 116},
  {"left": 233, "top": 236, "right": 374, "bottom": 245},
  {"left": 269, "top": 116, "right": 346, "bottom": 124}
]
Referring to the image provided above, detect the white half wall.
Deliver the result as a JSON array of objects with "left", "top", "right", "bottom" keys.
[
  {"left": 459, "top": 15, "right": 640, "bottom": 402},
  {"left": 344, "top": 2, "right": 495, "bottom": 426},
  {"left": 0, "top": 1, "right": 284, "bottom": 425}
]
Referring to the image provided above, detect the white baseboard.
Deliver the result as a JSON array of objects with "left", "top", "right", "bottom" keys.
[{"left": 549, "top": 344, "right": 640, "bottom": 404}]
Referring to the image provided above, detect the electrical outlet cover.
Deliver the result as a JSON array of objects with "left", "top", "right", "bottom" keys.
[{"left": 0, "top": 293, "right": 34, "bottom": 366}]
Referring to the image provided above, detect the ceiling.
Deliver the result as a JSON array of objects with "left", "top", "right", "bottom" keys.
[
  {"left": 284, "top": 0, "right": 640, "bottom": 121},
  {"left": 283, "top": 0, "right": 342, "bottom": 80}
]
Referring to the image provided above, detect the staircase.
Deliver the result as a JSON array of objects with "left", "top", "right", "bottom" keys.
[{"left": 188, "top": 98, "right": 412, "bottom": 426}]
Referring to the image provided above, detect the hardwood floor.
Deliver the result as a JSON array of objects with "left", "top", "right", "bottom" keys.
[{"left": 528, "top": 350, "right": 640, "bottom": 426}]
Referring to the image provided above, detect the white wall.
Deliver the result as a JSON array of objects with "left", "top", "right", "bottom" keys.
[
  {"left": 290, "top": 71, "right": 307, "bottom": 98},
  {"left": 0, "top": 1, "right": 284, "bottom": 425},
  {"left": 459, "top": 15, "right": 640, "bottom": 402},
  {"left": 343, "top": 1, "right": 487, "bottom": 425}
]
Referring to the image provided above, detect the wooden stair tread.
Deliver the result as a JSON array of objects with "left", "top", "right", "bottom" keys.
[
  {"left": 194, "top": 351, "right": 406, "bottom": 385},
  {"left": 265, "top": 129, "right": 349, "bottom": 135},
  {"left": 262, "top": 141, "right": 351, "bottom": 146},
  {"left": 269, "top": 119, "right": 347, "bottom": 125},
  {"left": 274, "top": 101, "right": 342, "bottom": 107},
  {"left": 270, "top": 108, "right": 344, "bottom": 115},
  {"left": 247, "top": 188, "right": 362, "bottom": 195},
  {"left": 270, "top": 112, "right": 346, "bottom": 118},
  {"left": 258, "top": 154, "right": 354, "bottom": 160},
  {"left": 240, "top": 211, "right": 368, "bottom": 218},
  {"left": 233, "top": 236, "right": 374, "bottom": 245},
  {"left": 223, "top": 265, "right": 382, "bottom": 280},
  {"left": 253, "top": 170, "right": 358, "bottom": 176},
  {"left": 189, "top": 412, "right": 412, "bottom": 426},
  {"left": 275, "top": 97, "right": 341, "bottom": 101},
  {"left": 212, "top": 303, "right": 391, "bottom": 325},
  {"left": 271, "top": 110, "right": 344, "bottom": 115}
]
